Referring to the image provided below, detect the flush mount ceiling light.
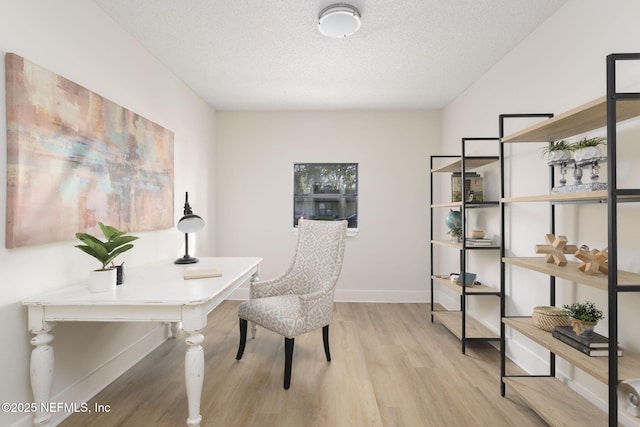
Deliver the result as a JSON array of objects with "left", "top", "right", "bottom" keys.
[{"left": 318, "top": 4, "right": 361, "bottom": 38}]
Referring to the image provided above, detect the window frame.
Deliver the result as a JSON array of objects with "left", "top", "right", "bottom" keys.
[{"left": 293, "top": 162, "right": 358, "bottom": 235}]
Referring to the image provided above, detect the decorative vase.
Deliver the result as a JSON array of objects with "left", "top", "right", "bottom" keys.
[
  {"left": 547, "top": 150, "right": 572, "bottom": 164},
  {"left": 570, "top": 318, "right": 598, "bottom": 337},
  {"left": 574, "top": 146, "right": 602, "bottom": 163},
  {"left": 90, "top": 268, "right": 117, "bottom": 293}
]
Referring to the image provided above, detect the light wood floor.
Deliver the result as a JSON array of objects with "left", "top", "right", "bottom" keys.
[{"left": 59, "top": 301, "right": 546, "bottom": 427}]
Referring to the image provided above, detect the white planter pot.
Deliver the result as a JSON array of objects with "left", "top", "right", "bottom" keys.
[
  {"left": 574, "top": 146, "right": 602, "bottom": 163},
  {"left": 90, "top": 268, "right": 117, "bottom": 292},
  {"left": 547, "top": 150, "right": 572, "bottom": 163}
]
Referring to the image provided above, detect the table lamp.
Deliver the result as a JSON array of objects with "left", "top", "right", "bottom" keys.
[{"left": 175, "top": 192, "right": 205, "bottom": 264}]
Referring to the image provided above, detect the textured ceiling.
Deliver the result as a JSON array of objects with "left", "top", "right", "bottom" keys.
[{"left": 92, "top": 0, "right": 567, "bottom": 110}]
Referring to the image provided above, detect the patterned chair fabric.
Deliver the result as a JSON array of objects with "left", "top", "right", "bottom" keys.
[{"left": 236, "top": 219, "right": 348, "bottom": 388}]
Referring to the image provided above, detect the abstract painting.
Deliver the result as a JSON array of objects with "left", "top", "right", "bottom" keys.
[{"left": 5, "top": 53, "right": 174, "bottom": 248}]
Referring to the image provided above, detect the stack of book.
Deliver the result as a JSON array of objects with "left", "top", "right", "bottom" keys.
[
  {"left": 552, "top": 325, "right": 622, "bottom": 357},
  {"left": 465, "top": 238, "right": 493, "bottom": 246},
  {"left": 451, "top": 172, "right": 484, "bottom": 202}
]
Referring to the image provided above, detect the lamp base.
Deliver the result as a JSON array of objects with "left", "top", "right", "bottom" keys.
[{"left": 175, "top": 255, "right": 199, "bottom": 264}]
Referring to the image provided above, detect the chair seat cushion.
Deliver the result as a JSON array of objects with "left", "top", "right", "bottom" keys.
[{"left": 238, "top": 295, "right": 305, "bottom": 338}]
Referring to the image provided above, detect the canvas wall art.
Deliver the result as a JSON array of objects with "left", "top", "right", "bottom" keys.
[{"left": 5, "top": 53, "right": 174, "bottom": 248}]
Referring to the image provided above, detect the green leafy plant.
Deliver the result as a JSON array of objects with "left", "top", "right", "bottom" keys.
[
  {"left": 570, "top": 136, "right": 606, "bottom": 150},
  {"left": 541, "top": 140, "right": 572, "bottom": 157},
  {"left": 75, "top": 222, "right": 139, "bottom": 270},
  {"left": 562, "top": 300, "right": 604, "bottom": 322},
  {"left": 447, "top": 224, "right": 462, "bottom": 236}
]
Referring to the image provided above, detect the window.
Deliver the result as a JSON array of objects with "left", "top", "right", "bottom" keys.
[{"left": 293, "top": 163, "right": 358, "bottom": 229}]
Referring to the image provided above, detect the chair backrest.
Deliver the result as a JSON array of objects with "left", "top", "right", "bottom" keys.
[{"left": 285, "top": 219, "right": 348, "bottom": 295}]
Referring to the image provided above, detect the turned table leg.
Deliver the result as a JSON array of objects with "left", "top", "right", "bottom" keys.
[
  {"left": 30, "top": 323, "right": 55, "bottom": 427},
  {"left": 170, "top": 322, "right": 180, "bottom": 338},
  {"left": 184, "top": 331, "right": 204, "bottom": 427}
]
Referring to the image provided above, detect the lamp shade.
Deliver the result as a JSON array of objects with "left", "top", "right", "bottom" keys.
[
  {"left": 177, "top": 214, "right": 205, "bottom": 233},
  {"left": 175, "top": 192, "right": 204, "bottom": 264}
]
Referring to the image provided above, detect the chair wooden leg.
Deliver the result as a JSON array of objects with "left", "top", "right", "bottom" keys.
[
  {"left": 284, "top": 337, "right": 294, "bottom": 389},
  {"left": 236, "top": 318, "right": 247, "bottom": 360},
  {"left": 323, "top": 325, "right": 331, "bottom": 362}
]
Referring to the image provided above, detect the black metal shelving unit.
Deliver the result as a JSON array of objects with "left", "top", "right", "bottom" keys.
[
  {"left": 429, "top": 137, "right": 501, "bottom": 354},
  {"left": 498, "top": 53, "right": 640, "bottom": 426},
  {"left": 498, "top": 112, "right": 554, "bottom": 397}
]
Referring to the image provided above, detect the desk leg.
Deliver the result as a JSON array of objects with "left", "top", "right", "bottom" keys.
[
  {"left": 184, "top": 331, "right": 204, "bottom": 427},
  {"left": 30, "top": 323, "right": 55, "bottom": 427},
  {"left": 170, "top": 322, "right": 180, "bottom": 339}
]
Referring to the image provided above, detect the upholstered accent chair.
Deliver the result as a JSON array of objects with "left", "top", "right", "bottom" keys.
[{"left": 235, "top": 219, "right": 348, "bottom": 389}]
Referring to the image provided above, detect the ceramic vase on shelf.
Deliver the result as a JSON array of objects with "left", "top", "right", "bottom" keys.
[
  {"left": 570, "top": 318, "right": 598, "bottom": 337},
  {"left": 573, "top": 146, "right": 603, "bottom": 163},
  {"left": 547, "top": 150, "right": 572, "bottom": 164},
  {"left": 89, "top": 268, "right": 117, "bottom": 293}
]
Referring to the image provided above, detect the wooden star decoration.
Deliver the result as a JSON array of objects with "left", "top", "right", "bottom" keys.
[
  {"left": 575, "top": 248, "right": 609, "bottom": 275},
  {"left": 534, "top": 234, "right": 578, "bottom": 266}
]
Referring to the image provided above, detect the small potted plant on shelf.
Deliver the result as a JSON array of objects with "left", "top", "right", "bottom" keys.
[
  {"left": 541, "top": 139, "right": 573, "bottom": 164},
  {"left": 562, "top": 300, "right": 604, "bottom": 337},
  {"left": 571, "top": 136, "right": 606, "bottom": 163},
  {"left": 445, "top": 209, "right": 462, "bottom": 243},
  {"left": 75, "top": 222, "right": 139, "bottom": 292},
  {"left": 447, "top": 223, "right": 462, "bottom": 242}
]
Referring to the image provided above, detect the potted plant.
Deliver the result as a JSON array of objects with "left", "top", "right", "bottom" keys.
[
  {"left": 571, "top": 136, "right": 606, "bottom": 163},
  {"left": 75, "top": 222, "right": 139, "bottom": 292},
  {"left": 445, "top": 209, "right": 462, "bottom": 242},
  {"left": 541, "top": 139, "right": 573, "bottom": 164},
  {"left": 562, "top": 300, "right": 604, "bottom": 337},
  {"left": 447, "top": 223, "right": 462, "bottom": 242}
]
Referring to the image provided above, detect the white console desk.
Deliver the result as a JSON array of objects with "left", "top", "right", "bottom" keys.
[{"left": 23, "top": 257, "right": 261, "bottom": 427}]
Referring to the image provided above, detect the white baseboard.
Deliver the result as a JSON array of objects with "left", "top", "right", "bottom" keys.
[
  {"left": 434, "top": 288, "right": 458, "bottom": 311},
  {"left": 504, "top": 330, "right": 550, "bottom": 375},
  {"left": 228, "top": 287, "right": 430, "bottom": 303},
  {"left": 12, "top": 324, "right": 168, "bottom": 427}
]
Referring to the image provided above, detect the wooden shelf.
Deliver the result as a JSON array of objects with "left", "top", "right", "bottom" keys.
[
  {"left": 503, "top": 317, "right": 640, "bottom": 384},
  {"left": 431, "top": 239, "right": 462, "bottom": 250},
  {"left": 432, "top": 239, "right": 500, "bottom": 251},
  {"left": 501, "top": 190, "right": 640, "bottom": 204},
  {"left": 501, "top": 190, "right": 609, "bottom": 204},
  {"left": 431, "top": 201, "right": 462, "bottom": 208},
  {"left": 432, "top": 275, "right": 500, "bottom": 295},
  {"left": 503, "top": 377, "right": 610, "bottom": 427},
  {"left": 503, "top": 257, "right": 640, "bottom": 290},
  {"left": 432, "top": 310, "right": 498, "bottom": 340},
  {"left": 501, "top": 96, "right": 640, "bottom": 143},
  {"left": 431, "top": 156, "right": 499, "bottom": 173}
]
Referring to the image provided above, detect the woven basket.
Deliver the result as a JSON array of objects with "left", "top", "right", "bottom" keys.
[{"left": 532, "top": 306, "right": 571, "bottom": 332}]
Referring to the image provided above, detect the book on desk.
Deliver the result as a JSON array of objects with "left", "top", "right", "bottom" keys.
[
  {"left": 183, "top": 266, "right": 222, "bottom": 280},
  {"left": 552, "top": 325, "right": 621, "bottom": 357}
]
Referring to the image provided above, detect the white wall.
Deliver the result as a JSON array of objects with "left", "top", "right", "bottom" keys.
[
  {"left": 441, "top": 0, "right": 640, "bottom": 422},
  {"left": 0, "top": 2, "right": 217, "bottom": 426},
  {"left": 216, "top": 111, "right": 440, "bottom": 302}
]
